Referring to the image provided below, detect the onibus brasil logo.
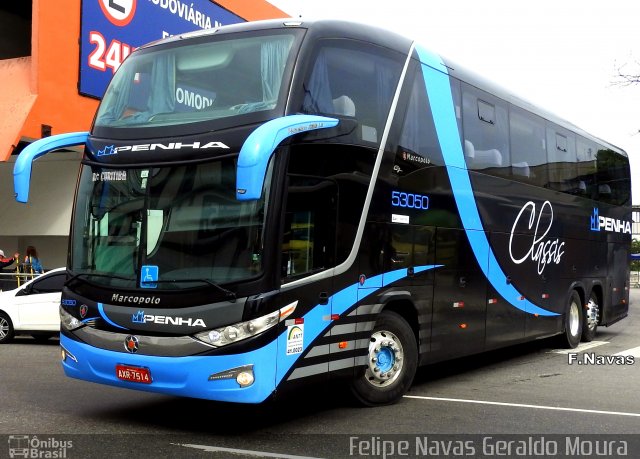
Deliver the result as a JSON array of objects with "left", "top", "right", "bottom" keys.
[{"left": 8, "top": 435, "right": 73, "bottom": 458}]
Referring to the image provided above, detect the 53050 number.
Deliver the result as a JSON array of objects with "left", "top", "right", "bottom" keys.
[{"left": 391, "top": 190, "right": 429, "bottom": 210}]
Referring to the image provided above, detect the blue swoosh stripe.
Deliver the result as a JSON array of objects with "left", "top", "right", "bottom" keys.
[
  {"left": 416, "top": 45, "right": 557, "bottom": 317},
  {"left": 97, "top": 302, "right": 128, "bottom": 329},
  {"left": 276, "top": 264, "right": 442, "bottom": 383}
]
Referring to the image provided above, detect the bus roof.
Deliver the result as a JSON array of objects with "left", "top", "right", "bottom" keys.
[{"left": 140, "top": 18, "right": 626, "bottom": 157}]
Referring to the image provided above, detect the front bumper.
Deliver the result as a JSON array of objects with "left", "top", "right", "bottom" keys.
[{"left": 60, "top": 334, "right": 278, "bottom": 403}]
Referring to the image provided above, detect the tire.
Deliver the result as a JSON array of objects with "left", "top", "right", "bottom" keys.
[
  {"left": 558, "top": 291, "right": 583, "bottom": 349},
  {"left": 0, "top": 312, "right": 15, "bottom": 344},
  {"left": 581, "top": 292, "right": 600, "bottom": 342},
  {"left": 350, "top": 310, "right": 418, "bottom": 406}
]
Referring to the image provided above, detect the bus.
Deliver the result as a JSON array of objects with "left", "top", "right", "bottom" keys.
[{"left": 14, "top": 19, "right": 631, "bottom": 406}]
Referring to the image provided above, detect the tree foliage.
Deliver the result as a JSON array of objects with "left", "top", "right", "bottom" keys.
[
  {"left": 613, "top": 61, "right": 640, "bottom": 87},
  {"left": 632, "top": 238, "right": 640, "bottom": 272}
]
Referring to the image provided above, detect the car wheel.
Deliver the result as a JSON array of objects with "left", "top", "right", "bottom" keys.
[
  {"left": 581, "top": 293, "right": 600, "bottom": 342},
  {"left": 558, "top": 291, "right": 583, "bottom": 349},
  {"left": 350, "top": 310, "right": 418, "bottom": 406},
  {"left": 0, "top": 312, "right": 15, "bottom": 344}
]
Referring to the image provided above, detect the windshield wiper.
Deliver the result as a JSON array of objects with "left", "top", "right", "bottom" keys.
[
  {"left": 67, "top": 272, "right": 236, "bottom": 300},
  {"left": 140, "top": 278, "right": 236, "bottom": 301}
]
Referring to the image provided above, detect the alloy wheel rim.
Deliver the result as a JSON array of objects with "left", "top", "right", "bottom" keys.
[
  {"left": 569, "top": 301, "right": 580, "bottom": 337},
  {"left": 365, "top": 330, "right": 404, "bottom": 387},
  {"left": 585, "top": 297, "right": 599, "bottom": 331},
  {"left": 0, "top": 318, "right": 8, "bottom": 339}
]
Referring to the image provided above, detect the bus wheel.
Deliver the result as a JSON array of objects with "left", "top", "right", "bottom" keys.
[
  {"left": 581, "top": 293, "right": 600, "bottom": 342},
  {"left": 351, "top": 310, "right": 418, "bottom": 406},
  {"left": 0, "top": 312, "right": 15, "bottom": 344},
  {"left": 558, "top": 291, "right": 583, "bottom": 349}
]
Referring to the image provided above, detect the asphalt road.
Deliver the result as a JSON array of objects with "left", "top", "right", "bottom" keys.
[{"left": 2, "top": 290, "right": 640, "bottom": 458}]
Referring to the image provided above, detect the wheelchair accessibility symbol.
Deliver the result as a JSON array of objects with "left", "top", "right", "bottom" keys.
[{"left": 140, "top": 265, "right": 158, "bottom": 289}]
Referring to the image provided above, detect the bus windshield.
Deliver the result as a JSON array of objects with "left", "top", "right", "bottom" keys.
[
  {"left": 71, "top": 158, "right": 271, "bottom": 290},
  {"left": 94, "top": 31, "right": 297, "bottom": 129}
]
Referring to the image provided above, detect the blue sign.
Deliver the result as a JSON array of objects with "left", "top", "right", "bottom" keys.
[
  {"left": 80, "top": 0, "right": 245, "bottom": 99},
  {"left": 140, "top": 265, "right": 159, "bottom": 288}
]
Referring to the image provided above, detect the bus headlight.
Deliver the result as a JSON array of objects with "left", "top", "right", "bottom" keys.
[
  {"left": 195, "top": 300, "right": 297, "bottom": 347},
  {"left": 60, "top": 306, "right": 85, "bottom": 331}
]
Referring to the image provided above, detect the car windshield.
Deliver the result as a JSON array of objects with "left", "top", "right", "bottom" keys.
[
  {"left": 93, "top": 31, "right": 296, "bottom": 129},
  {"left": 70, "top": 157, "right": 272, "bottom": 290}
]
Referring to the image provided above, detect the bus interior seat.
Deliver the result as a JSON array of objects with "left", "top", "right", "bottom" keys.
[
  {"left": 512, "top": 162, "right": 530, "bottom": 178},
  {"left": 332, "top": 95, "right": 356, "bottom": 116},
  {"left": 473, "top": 148, "right": 502, "bottom": 167},
  {"left": 464, "top": 139, "right": 503, "bottom": 169},
  {"left": 464, "top": 139, "right": 475, "bottom": 160},
  {"left": 578, "top": 181, "right": 587, "bottom": 194},
  {"left": 598, "top": 184, "right": 612, "bottom": 195}
]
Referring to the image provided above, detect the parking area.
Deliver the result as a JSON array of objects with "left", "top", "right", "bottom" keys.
[{"left": 1, "top": 290, "right": 639, "bottom": 458}]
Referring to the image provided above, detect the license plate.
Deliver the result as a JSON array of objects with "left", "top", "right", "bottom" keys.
[{"left": 116, "top": 364, "right": 152, "bottom": 384}]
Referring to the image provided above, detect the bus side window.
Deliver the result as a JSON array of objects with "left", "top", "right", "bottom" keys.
[
  {"left": 282, "top": 175, "right": 337, "bottom": 280},
  {"left": 596, "top": 146, "right": 631, "bottom": 206},
  {"left": 546, "top": 124, "right": 577, "bottom": 193},
  {"left": 576, "top": 137, "right": 598, "bottom": 198},
  {"left": 395, "top": 62, "right": 445, "bottom": 169},
  {"left": 509, "top": 105, "right": 548, "bottom": 187},
  {"left": 462, "top": 83, "right": 510, "bottom": 178},
  {"left": 300, "top": 40, "right": 403, "bottom": 144}
]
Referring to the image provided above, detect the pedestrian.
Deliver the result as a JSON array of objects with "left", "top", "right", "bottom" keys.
[
  {"left": 0, "top": 249, "right": 19, "bottom": 269},
  {"left": 24, "top": 246, "right": 44, "bottom": 274}
]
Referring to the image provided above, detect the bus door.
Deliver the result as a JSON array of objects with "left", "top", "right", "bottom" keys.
[
  {"left": 281, "top": 174, "right": 338, "bottom": 380},
  {"left": 431, "top": 228, "right": 487, "bottom": 359},
  {"left": 381, "top": 223, "right": 436, "bottom": 355}
]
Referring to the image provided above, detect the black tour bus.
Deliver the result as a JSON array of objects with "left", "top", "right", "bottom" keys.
[{"left": 14, "top": 19, "right": 631, "bottom": 406}]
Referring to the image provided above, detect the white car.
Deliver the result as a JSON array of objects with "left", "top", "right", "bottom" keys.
[{"left": 0, "top": 267, "right": 66, "bottom": 343}]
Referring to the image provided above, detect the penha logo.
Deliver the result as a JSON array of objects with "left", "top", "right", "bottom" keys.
[
  {"left": 132, "top": 310, "right": 145, "bottom": 323},
  {"left": 590, "top": 208, "right": 600, "bottom": 231},
  {"left": 131, "top": 310, "right": 206, "bottom": 327},
  {"left": 97, "top": 145, "right": 117, "bottom": 156},
  {"left": 590, "top": 207, "right": 631, "bottom": 234},
  {"left": 95, "top": 141, "right": 230, "bottom": 156}
]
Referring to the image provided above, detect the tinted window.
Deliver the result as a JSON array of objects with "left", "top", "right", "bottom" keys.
[
  {"left": 282, "top": 145, "right": 376, "bottom": 282},
  {"left": 547, "top": 124, "right": 577, "bottom": 193},
  {"left": 30, "top": 273, "right": 65, "bottom": 294},
  {"left": 95, "top": 32, "right": 297, "bottom": 131},
  {"left": 396, "top": 63, "right": 444, "bottom": 168},
  {"left": 576, "top": 136, "right": 598, "bottom": 198},
  {"left": 462, "top": 84, "right": 510, "bottom": 177},
  {"left": 509, "top": 106, "right": 547, "bottom": 187},
  {"left": 301, "top": 39, "right": 404, "bottom": 145},
  {"left": 596, "top": 146, "right": 631, "bottom": 205}
]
